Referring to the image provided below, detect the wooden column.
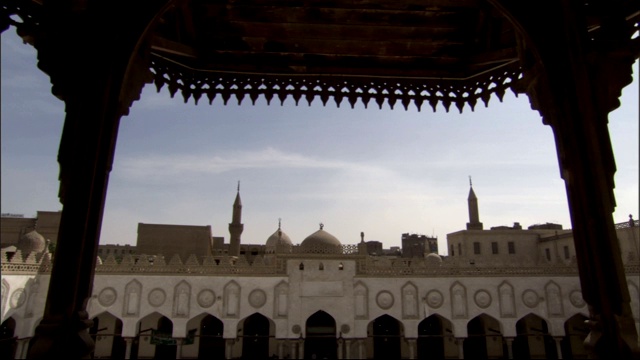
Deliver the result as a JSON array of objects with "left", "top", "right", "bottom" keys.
[
  {"left": 25, "top": 1, "right": 159, "bottom": 358},
  {"left": 491, "top": 0, "right": 639, "bottom": 358}
]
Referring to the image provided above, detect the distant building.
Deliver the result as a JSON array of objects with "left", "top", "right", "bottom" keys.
[{"left": 401, "top": 233, "right": 438, "bottom": 257}]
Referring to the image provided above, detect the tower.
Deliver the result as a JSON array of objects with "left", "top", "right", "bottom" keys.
[
  {"left": 466, "top": 177, "right": 483, "bottom": 230},
  {"left": 228, "top": 182, "right": 244, "bottom": 257}
]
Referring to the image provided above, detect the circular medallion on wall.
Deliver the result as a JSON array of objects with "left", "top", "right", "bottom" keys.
[
  {"left": 10, "top": 289, "right": 26, "bottom": 308},
  {"left": 340, "top": 324, "right": 351, "bottom": 334},
  {"left": 426, "top": 290, "right": 444, "bottom": 309},
  {"left": 569, "top": 290, "right": 585, "bottom": 308},
  {"left": 292, "top": 325, "right": 301, "bottom": 334},
  {"left": 248, "top": 289, "right": 267, "bottom": 308},
  {"left": 197, "top": 289, "right": 216, "bottom": 308},
  {"left": 98, "top": 287, "right": 117, "bottom": 307},
  {"left": 148, "top": 288, "right": 166, "bottom": 307},
  {"left": 376, "top": 291, "right": 394, "bottom": 309},
  {"left": 522, "top": 290, "right": 540, "bottom": 308},
  {"left": 474, "top": 290, "right": 492, "bottom": 309}
]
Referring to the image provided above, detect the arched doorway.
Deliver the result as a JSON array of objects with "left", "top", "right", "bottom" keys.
[
  {"left": 155, "top": 316, "right": 177, "bottom": 359},
  {"left": 90, "top": 312, "right": 126, "bottom": 359},
  {"left": 417, "top": 314, "right": 457, "bottom": 360},
  {"left": 304, "top": 311, "right": 337, "bottom": 359},
  {"left": 463, "top": 314, "right": 505, "bottom": 359},
  {"left": 561, "top": 314, "right": 589, "bottom": 359},
  {"left": 0, "top": 317, "right": 17, "bottom": 359},
  {"left": 240, "top": 313, "right": 272, "bottom": 359},
  {"left": 513, "top": 314, "right": 557, "bottom": 359},
  {"left": 198, "top": 315, "right": 225, "bottom": 359},
  {"left": 368, "top": 314, "right": 403, "bottom": 359}
]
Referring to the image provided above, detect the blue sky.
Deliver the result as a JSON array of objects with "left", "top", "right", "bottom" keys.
[{"left": 2, "top": 31, "right": 638, "bottom": 252}]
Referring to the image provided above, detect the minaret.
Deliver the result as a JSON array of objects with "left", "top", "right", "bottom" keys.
[
  {"left": 228, "top": 181, "right": 244, "bottom": 257},
  {"left": 466, "top": 177, "right": 483, "bottom": 230}
]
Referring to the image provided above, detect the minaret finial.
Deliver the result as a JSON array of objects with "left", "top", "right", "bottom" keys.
[
  {"left": 278, "top": 218, "right": 282, "bottom": 230},
  {"left": 237, "top": 180, "right": 240, "bottom": 192},
  {"left": 319, "top": 222, "right": 324, "bottom": 230},
  {"left": 469, "top": 176, "right": 472, "bottom": 187}
]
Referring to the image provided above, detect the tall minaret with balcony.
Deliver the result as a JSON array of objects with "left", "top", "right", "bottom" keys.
[
  {"left": 466, "top": 177, "right": 483, "bottom": 230},
  {"left": 228, "top": 182, "right": 244, "bottom": 257}
]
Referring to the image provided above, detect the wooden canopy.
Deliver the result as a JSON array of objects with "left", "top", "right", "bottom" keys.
[{"left": 1, "top": 0, "right": 639, "bottom": 358}]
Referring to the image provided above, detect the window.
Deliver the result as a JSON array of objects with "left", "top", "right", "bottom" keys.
[
  {"left": 545, "top": 248, "right": 551, "bottom": 261},
  {"left": 458, "top": 243, "right": 462, "bottom": 256},
  {"left": 508, "top": 242, "right": 515, "bottom": 254},
  {"left": 564, "top": 245, "right": 570, "bottom": 259},
  {"left": 491, "top": 242, "right": 498, "bottom": 254},
  {"left": 319, "top": 263, "right": 324, "bottom": 270},
  {"left": 473, "top": 242, "right": 481, "bottom": 255},
  {"left": 299, "top": 263, "right": 304, "bottom": 270},
  {"left": 450, "top": 244, "right": 455, "bottom": 256},
  {"left": 339, "top": 262, "right": 344, "bottom": 270}
]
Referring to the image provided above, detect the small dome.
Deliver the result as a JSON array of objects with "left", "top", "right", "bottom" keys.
[
  {"left": 266, "top": 229, "right": 293, "bottom": 254},
  {"left": 18, "top": 230, "right": 47, "bottom": 254},
  {"left": 301, "top": 226, "right": 342, "bottom": 253},
  {"left": 425, "top": 252, "right": 443, "bottom": 263}
]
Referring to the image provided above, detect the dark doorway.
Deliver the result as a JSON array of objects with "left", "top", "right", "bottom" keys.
[
  {"left": 463, "top": 314, "right": 505, "bottom": 360},
  {"left": 304, "top": 311, "right": 337, "bottom": 359},
  {"left": 155, "top": 316, "right": 177, "bottom": 359},
  {"left": 0, "top": 318, "right": 17, "bottom": 359},
  {"left": 561, "top": 314, "right": 589, "bottom": 359},
  {"left": 241, "top": 313, "right": 271, "bottom": 359},
  {"left": 199, "top": 315, "right": 225, "bottom": 359},
  {"left": 370, "top": 315, "right": 402, "bottom": 359},
  {"left": 513, "top": 314, "right": 557, "bottom": 359},
  {"left": 418, "top": 314, "right": 457, "bottom": 359},
  {"left": 91, "top": 313, "right": 126, "bottom": 359}
]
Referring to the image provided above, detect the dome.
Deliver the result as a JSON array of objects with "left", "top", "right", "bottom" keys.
[
  {"left": 425, "top": 252, "right": 443, "bottom": 263},
  {"left": 301, "top": 226, "right": 342, "bottom": 253},
  {"left": 266, "top": 229, "right": 293, "bottom": 254},
  {"left": 18, "top": 230, "right": 47, "bottom": 254}
]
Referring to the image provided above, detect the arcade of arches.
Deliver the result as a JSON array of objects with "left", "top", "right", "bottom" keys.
[{"left": 0, "top": 311, "right": 594, "bottom": 359}]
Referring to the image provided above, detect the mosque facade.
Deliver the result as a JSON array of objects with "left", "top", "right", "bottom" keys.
[{"left": 1, "top": 187, "right": 639, "bottom": 359}]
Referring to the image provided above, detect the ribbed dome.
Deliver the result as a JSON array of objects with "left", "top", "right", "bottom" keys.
[
  {"left": 301, "top": 227, "right": 342, "bottom": 253},
  {"left": 18, "top": 230, "right": 47, "bottom": 254},
  {"left": 266, "top": 229, "right": 293, "bottom": 248}
]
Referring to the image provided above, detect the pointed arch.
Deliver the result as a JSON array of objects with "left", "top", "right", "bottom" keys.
[
  {"left": 123, "top": 279, "right": 142, "bottom": 317},
  {"left": 173, "top": 280, "right": 191, "bottom": 318},
  {"left": 274, "top": 281, "right": 289, "bottom": 318},
  {"left": 367, "top": 314, "right": 404, "bottom": 359},
  {"left": 464, "top": 313, "right": 505, "bottom": 360},
  {"left": 239, "top": 312, "right": 275, "bottom": 359},
  {"left": 132, "top": 312, "right": 176, "bottom": 360},
  {"left": 402, "top": 282, "right": 419, "bottom": 319},
  {"left": 561, "top": 313, "right": 589, "bottom": 359},
  {"left": 305, "top": 310, "right": 337, "bottom": 359},
  {"left": 198, "top": 314, "right": 224, "bottom": 359},
  {"left": 91, "top": 311, "right": 125, "bottom": 359},
  {"left": 498, "top": 281, "right": 516, "bottom": 318},
  {"left": 545, "top": 281, "right": 564, "bottom": 317},
  {"left": 223, "top": 280, "right": 240, "bottom": 318},
  {"left": 354, "top": 281, "right": 369, "bottom": 319},
  {"left": 417, "top": 314, "right": 457, "bottom": 360},
  {"left": 513, "top": 313, "right": 557, "bottom": 359},
  {"left": 450, "top": 282, "right": 467, "bottom": 319}
]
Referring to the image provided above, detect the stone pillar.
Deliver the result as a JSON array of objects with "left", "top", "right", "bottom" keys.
[
  {"left": 407, "top": 338, "right": 417, "bottom": 359},
  {"left": 554, "top": 337, "right": 564, "bottom": 359},
  {"left": 225, "top": 339, "right": 234, "bottom": 359},
  {"left": 504, "top": 337, "right": 514, "bottom": 359},
  {"left": 175, "top": 339, "right": 183, "bottom": 359},
  {"left": 123, "top": 337, "right": 134, "bottom": 359},
  {"left": 337, "top": 337, "right": 344, "bottom": 359},
  {"left": 15, "top": 338, "right": 30, "bottom": 359},
  {"left": 277, "top": 340, "right": 284, "bottom": 359},
  {"left": 344, "top": 339, "right": 352, "bottom": 359},
  {"left": 298, "top": 339, "right": 304, "bottom": 359},
  {"left": 358, "top": 339, "right": 365, "bottom": 359},
  {"left": 457, "top": 338, "right": 465, "bottom": 359}
]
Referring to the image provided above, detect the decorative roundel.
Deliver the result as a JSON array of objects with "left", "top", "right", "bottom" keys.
[
  {"left": 522, "top": 290, "right": 540, "bottom": 308},
  {"left": 10, "top": 289, "right": 26, "bottom": 308},
  {"left": 98, "top": 287, "right": 117, "bottom": 307},
  {"left": 292, "top": 325, "right": 301, "bottom": 334},
  {"left": 569, "top": 290, "right": 585, "bottom": 308},
  {"left": 376, "top": 291, "right": 394, "bottom": 310},
  {"left": 426, "top": 290, "right": 444, "bottom": 309},
  {"left": 148, "top": 288, "right": 166, "bottom": 307},
  {"left": 474, "top": 290, "right": 492, "bottom": 309},
  {"left": 197, "top": 289, "right": 216, "bottom": 308},
  {"left": 340, "top": 324, "right": 351, "bottom": 334},
  {"left": 249, "top": 289, "right": 267, "bottom": 308}
]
